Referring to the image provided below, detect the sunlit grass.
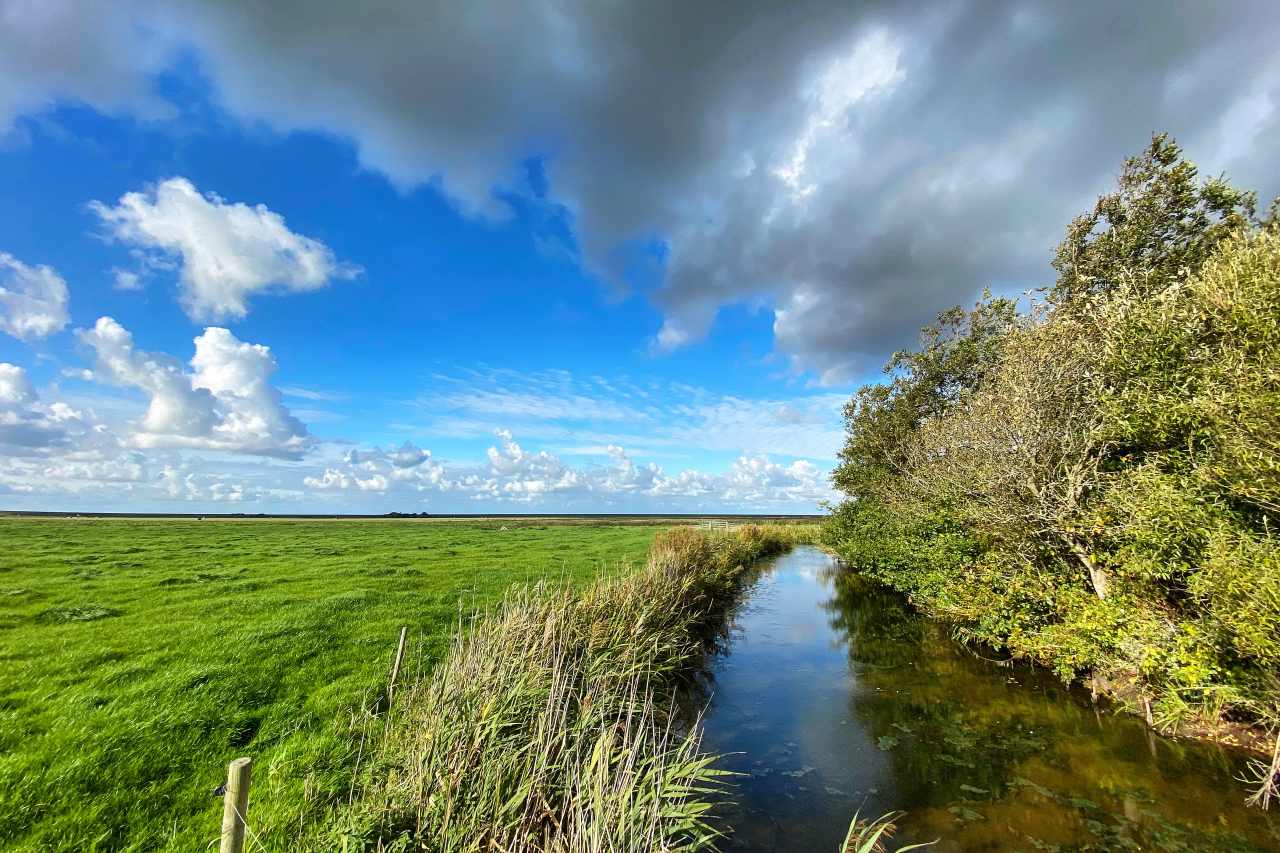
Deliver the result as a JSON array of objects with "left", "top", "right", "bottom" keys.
[{"left": 0, "top": 518, "right": 660, "bottom": 851}]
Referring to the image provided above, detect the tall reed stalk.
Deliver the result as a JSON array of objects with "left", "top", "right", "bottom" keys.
[{"left": 331, "top": 524, "right": 814, "bottom": 851}]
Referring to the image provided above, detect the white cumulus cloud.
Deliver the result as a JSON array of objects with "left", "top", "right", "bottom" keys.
[
  {"left": 303, "top": 441, "right": 446, "bottom": 493},
  {"left": 77, "top": 316, "right": 312, "bottom": 457},
  {"left": 0, "top": 252, "right": 70, "bottom": 341},
  {"left": 0, "top": 361, "right": 36, "bottom": 406},
  {"left": 89, "top": 177, "right": 360, "bottom": 321},
  {"left": 0, "top": 362, "right": 87, "bottom": 449},
  {"left": 302, "top": 428, "right": 834, "bottom": 509},
  {"left": 159, "top": 466, "right": 258, "bottom": 502}
]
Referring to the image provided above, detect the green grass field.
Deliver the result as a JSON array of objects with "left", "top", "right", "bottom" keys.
[{"left": 0, "top": 518, "right": 662, "bottom": 851}]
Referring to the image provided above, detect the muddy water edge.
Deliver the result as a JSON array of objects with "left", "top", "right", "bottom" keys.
[{"left": 695, "top": 546, "right": 1280, "bottom": 852}]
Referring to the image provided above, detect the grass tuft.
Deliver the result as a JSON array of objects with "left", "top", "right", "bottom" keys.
[{"left": 35, "top": 604, "right": 122, "bottom": 623}]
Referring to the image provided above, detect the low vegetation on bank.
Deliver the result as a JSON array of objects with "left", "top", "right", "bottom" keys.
[
  {"left": 824, "top": 135, "right": 1280, "bottom": 792},
  {"left": 326, "top": 524, "right": 815, "bottom": 850}
]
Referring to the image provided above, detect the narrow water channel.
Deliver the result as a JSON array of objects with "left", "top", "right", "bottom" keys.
[{"left": 699, "top": 546, "right": 1280, "bottom": 852}]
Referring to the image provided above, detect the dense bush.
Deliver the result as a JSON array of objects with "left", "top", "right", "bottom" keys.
[{"left": 825, "top": 135, "right": 1280, "bottom": 744}]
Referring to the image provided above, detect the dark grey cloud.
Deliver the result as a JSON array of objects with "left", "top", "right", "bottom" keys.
[{"left": 3, "top": 0, "right": 1277, "bottom": 381}]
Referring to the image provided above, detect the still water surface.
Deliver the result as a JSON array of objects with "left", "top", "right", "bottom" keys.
[{"left": 699, "top": 547, "right": 1280, "bottom": 852}]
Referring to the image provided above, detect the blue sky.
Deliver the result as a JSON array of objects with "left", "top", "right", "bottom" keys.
[
  {"left": 0, "top": 60, "right": 844, "bottom": 512},
  {"left": 1, "top": 2, "right": 1277, "bottom": 513}
]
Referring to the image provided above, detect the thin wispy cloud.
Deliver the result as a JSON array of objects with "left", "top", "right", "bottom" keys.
[
  {"left": 280, "top": 386, "right": 350, "bottom": 402},
  {"left": 411, "top": 366, "right": 846, "bottom": 461}
]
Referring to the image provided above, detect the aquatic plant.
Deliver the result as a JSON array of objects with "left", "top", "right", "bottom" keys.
[{"left": 840, "top": 811, "right": 934, "bottom": 853}]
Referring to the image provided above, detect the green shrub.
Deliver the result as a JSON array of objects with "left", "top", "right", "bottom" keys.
[{"left": 826, "top": 135, "right": 1280, "bottom": 743}]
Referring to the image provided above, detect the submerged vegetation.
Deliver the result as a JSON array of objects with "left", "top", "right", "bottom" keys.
[
  {"left": 327, "top": 524, "right": 815, "bottom": 850},
  {"left": 825, "top": 135, "right": 1280, "bottom": 781}
]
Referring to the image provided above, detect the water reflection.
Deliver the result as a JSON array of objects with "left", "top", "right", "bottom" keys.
[{"left": 699, "top": 547, "right": 1280, "bottom": 852}]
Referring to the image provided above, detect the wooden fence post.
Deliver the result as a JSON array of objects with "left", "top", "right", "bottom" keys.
[
  {"left": 387, "top": 625, "right": 409, "bottom": 702},
  {"left": 219, "top": 757, "right": 252, "bottom": 853}
]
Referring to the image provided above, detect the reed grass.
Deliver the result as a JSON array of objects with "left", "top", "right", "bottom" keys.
[
  {"left": 839, "top": 811, "right": 934, "bottom": 853},
  {"left": 328, "top": 524, "right": 815, "bottom": 851}
]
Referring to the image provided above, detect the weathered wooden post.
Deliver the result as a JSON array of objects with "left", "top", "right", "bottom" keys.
[
  {"left": 387, "top": 625, "right": 409, "bottom": 702},
  {"left": 219, "top": 757, "right": 252, "bottom": 853}
]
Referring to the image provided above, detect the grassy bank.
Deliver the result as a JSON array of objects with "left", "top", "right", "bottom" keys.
[
  {"left": 326, "top": 524, "right": 814, "bottom": 850},
  {"left": 824, "top": 135, "right": 1280, "bottom": 789},
  {"left": 0, "top": 518, "right": 661, "bottom": 850}
]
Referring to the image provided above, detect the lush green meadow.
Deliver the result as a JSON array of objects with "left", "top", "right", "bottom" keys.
[{"left": 0, "top": 518, "right": 661, "bottom": 851}]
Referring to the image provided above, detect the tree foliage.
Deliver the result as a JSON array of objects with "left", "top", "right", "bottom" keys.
[{"left": 826, "top": 135, "right": 1280, "bottom": 742}]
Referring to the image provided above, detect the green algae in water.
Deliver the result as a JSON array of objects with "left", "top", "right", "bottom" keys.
[{"left": 698, "top": 547, "right": 1280, "bottom": 852}]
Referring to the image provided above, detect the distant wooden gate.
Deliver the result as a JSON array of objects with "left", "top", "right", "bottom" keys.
[{"left": 700, "top": 520, "right": 734, "bottom": 533}]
